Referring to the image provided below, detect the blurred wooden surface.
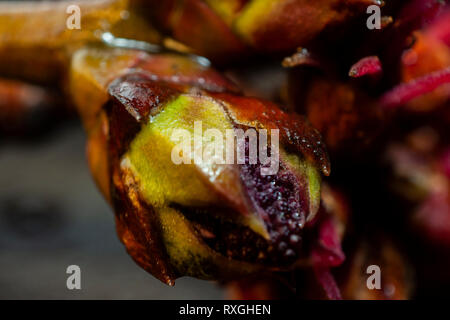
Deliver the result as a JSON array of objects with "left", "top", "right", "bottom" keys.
[{"left": 0, "top": 122, "right": 224, "bottom": 299}]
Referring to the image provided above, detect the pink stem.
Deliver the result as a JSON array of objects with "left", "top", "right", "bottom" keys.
[
  {"left": 379, "top": 67, "right": 450, "bottom": 109},
  {"left": 313, "top": 267, "right": 343, "bottom": 300},
  {"left": 349, "top": 56, "right": 382, "bottom": 78}
]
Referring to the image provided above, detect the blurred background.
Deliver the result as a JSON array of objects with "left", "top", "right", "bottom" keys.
[
  {"left": 0, "top": 0, "right": 449, "bottom": 300},
  {"left": 0, "top": 121, "right": 224, "bottom": 299}
]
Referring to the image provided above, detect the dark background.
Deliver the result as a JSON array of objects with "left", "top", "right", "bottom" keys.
[{"left": 0, "top": 122, "right": 224, "bottom": 299}]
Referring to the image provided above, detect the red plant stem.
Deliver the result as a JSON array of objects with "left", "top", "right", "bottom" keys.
[
  {"left": 313, "top": 267, "right": 343, "bottom": 300},
  {"left": 379, "top": 67, "right": 450, "bottom": 109},
  {"left": 441, "top": 148, "right": 450, "bottom": 179},
  {"left": 349, "top": 56, "right": 382, "bottom": 78}
]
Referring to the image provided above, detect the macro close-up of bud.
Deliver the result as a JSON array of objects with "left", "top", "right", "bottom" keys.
[{"left": 0, "top": 0, "right": 449, "bottom": 307}]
